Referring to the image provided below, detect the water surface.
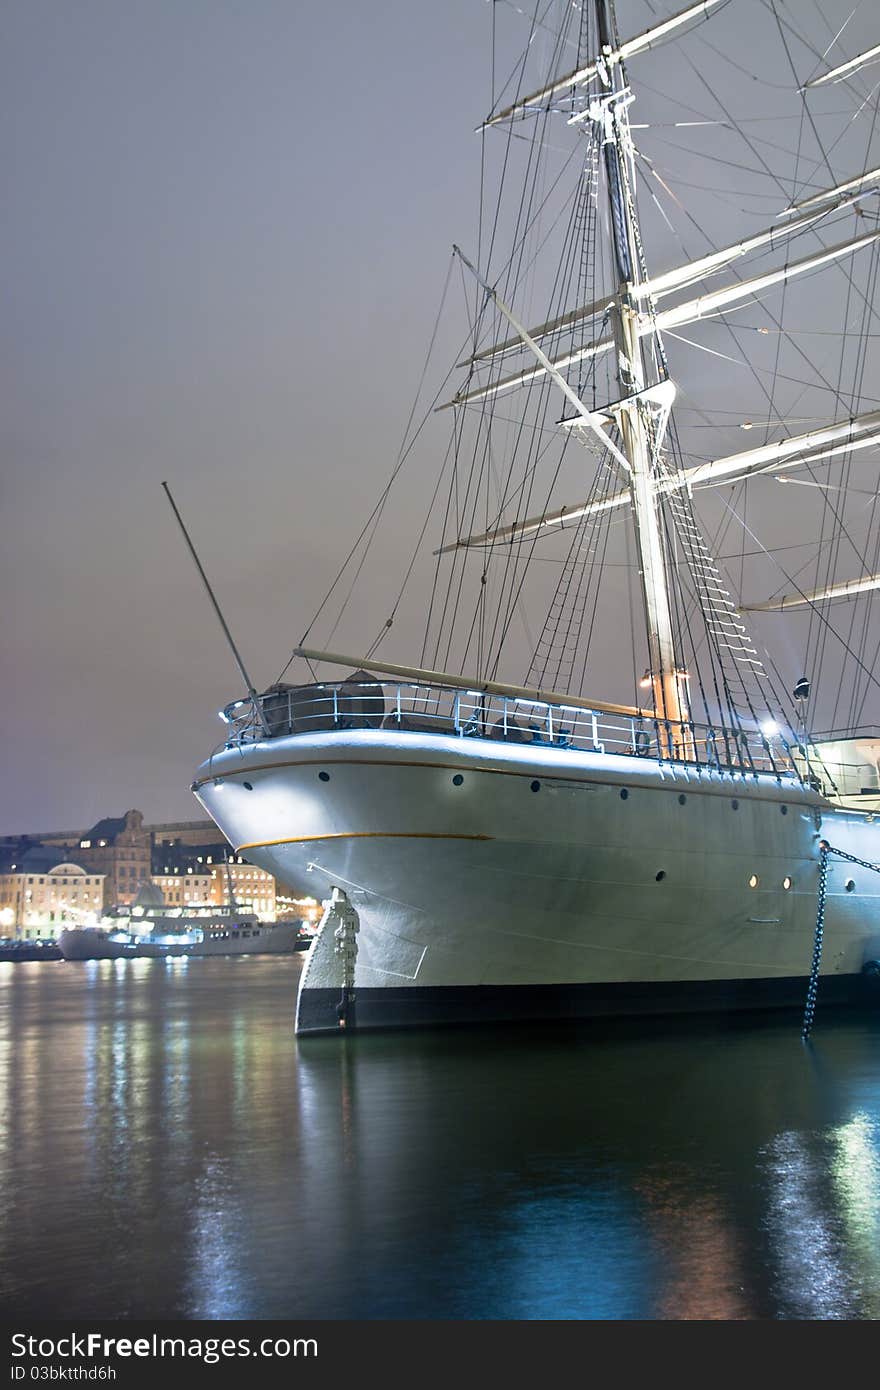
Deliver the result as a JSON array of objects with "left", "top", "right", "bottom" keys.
[{"left": 1, "top": 956, "right": 879, "bottom": 1319}]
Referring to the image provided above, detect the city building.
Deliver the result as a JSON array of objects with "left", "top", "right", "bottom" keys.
[
  {"left": 209, "top": 856, "right": 276, "bottom": 920},
  {"left": 10, "top": 810, "right": 317, "bottom": 931},
  {"left": 0, "top": 847, "right": 106, "bottom": 937},
  {"left": 67, "top": 810, "right": 152, "bottom": 907},
  {"left": 148, "top": 837, "right": 280, "bottom": 920},
  {"left": 150, "top": 840, "right": 218, "bottom": 910},
  {"left": 148, "top": 819, "right": 221, "bottom": 848}
]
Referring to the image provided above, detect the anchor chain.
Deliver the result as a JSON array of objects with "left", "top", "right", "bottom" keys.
[
  {"left": 802, "top": 843, "right": 828, "bottom": 1040},
  {"left": 813, "top": 843, "right": 880, "bottom": 875},
  {"left": 802, "top": 840, "right": 880, "bottom": 1039}
]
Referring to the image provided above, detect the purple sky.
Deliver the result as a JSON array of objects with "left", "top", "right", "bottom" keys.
[
  {"left": 2, "top": 0, "right": 486, "bottom": 832},
  {"left": 3, "top": 0, "right": 879, "bottom": 834}
]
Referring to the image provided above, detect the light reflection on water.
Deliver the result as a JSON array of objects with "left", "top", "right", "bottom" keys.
[{"left": 1, "top": 957, "right": 880, "bottom": 1319}]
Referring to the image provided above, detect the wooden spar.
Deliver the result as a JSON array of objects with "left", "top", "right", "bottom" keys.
[
  {"left": 779, "top": 167, "right": 880, "bottom": 217},
  {"left": 742, "top": 574, "right": 880, "bottom": 612},
  {"left": 439, "top": 232, "right": 880, "bottom": 412},
  {"left": 804, "top": 43, "right": 880, "bottom": 89},
  {"left": 482, "top": 0, "right": 724, "bottom": 128},
  {"left": 453, "top": 245, "right": 632, "bottom": 477},
  {"left": 456, "top": 193, "right": 871, "bottom": 373},
  {"left": 292, "top": 646, "right": 647, "bottom": 719},
  {"left": 434, "top": 409, "right": 880, "bottom": 554},
  {"left": 655, "top": 231, "right": 880, "bottom": 331}
]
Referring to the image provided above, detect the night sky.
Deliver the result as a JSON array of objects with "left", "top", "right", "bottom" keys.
[{"left": 4, "top": 0, "right": 878, "bottom": 834}]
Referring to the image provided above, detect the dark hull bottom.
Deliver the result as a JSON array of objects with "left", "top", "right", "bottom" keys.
[{"left": 295, "top": 973, "right": 880, "bottom": 1035}]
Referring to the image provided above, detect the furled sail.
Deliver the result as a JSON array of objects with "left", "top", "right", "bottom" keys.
[
  {"left": 803, "top": 43, "right": 880, "bottom": 89},
  {"left": 742, "top": 575, "right": 880, "bottom": 612},
  {"left": 441, "top": 232, "right": 880, "bottom": 410},
  {"left": 458, "top": 195, "right": 868, "bottom": 372},
  {"left": 437, "top": 409, "right": 880, "bottom": 552},
  {"left": 482, "top": 0, "right": 724, "bottom": 128},
  {"left": 778, "top": 168, "right": 880, "bottom": 217}
]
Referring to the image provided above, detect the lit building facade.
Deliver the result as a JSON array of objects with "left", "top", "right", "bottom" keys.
[
  {"left": 150, "top": 871, "right": 214, "bottom": 908},
  {"left": 150, "top": 841, "right": 276, "bottom": 918},
  {"left": 150, "top": 842, "right": 214, "bottom": 908},
  {"left": 71, "top": 810, "right": 152, "bottom": 907},
  {"left": 0, "top": 851, "right": 106, "bottom": 937},
  {"left": 209, "top": 857, "right": 276, "bottom": 920},
  {"left": 16, "top": 812, "right": 289, "bottom": 926}
]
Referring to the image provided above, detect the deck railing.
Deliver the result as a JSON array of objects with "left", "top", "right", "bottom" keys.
[
  {"left": 801, "top": 758, "right": 880, "bottom": 799},
  {"left": 217, "top": 680, "right": 802, "bottom": 781},
  {"left": 792, "top": 733, "right": 880, "bottom": 801}
]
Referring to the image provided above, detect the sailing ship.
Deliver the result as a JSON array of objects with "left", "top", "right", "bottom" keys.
[{"left": 192, "top": 0, "right": 880, "bottom": 1033}]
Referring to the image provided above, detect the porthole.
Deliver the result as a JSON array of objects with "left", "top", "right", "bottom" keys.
[
  {"left": 655, "top": 871, "right": 666, "bottom": 882},
  {"left": 620, "top": 788, "right": 629, "bottom": 801},
  {"left": 530, "top": 780, "right": 541, "bottom": 793},
  {"left": 780, "top": 805, "right": 788, "bottom": 816},
  {"left": 243, "top": 781, "right": 253, "bottom": 791},
  {"left": 749, "top": 874, "right": 759, "bottom": 888},
  {"left": 731, "top": 799, "right": 739, "bottom": 811},
  {"left": 678, "top": 794, "right": 687, "bottom": 805},
  {"left": 782, "top": 876, "right": 792, "bottom": 890},
  {"left": 318, "top": 771, "right": 330, "bottom": 783},
  {"left": 845, "top": 878, "right": 855, "bottom": 893},
  {"left": 452, "top": 774, "right": 464, "bottom": 786}
]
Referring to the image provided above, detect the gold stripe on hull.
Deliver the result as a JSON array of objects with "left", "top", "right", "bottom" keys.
[{"left": 235, "top": 830, "right": 495, "bottom": 853}]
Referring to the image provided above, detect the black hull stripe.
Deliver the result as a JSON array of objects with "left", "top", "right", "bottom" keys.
[{"left": 295, "top": 974, "right": 879, "bottom": 1035}]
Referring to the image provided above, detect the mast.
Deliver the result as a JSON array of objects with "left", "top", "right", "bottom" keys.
[
  {"left": 224, "top": 856, "right": 239, "bottom": 913},
  {"left": 593, "top": 0, "right": 688, "bottom": 728}
]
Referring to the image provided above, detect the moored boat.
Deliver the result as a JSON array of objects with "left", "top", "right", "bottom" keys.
[
  {"left": 58, "top": 916, "right": 309, "bottom": 961},
  {"left": 0, "top": 939, "right": 63, "bottom": 963}
]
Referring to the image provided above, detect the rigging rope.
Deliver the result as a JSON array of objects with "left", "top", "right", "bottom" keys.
[{"left": 284, "top": 0, "right": 880, "bottom": 761}]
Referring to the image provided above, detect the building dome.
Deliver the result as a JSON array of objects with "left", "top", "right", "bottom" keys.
[{"left": 133, "top": 880, "right": 165, "bottom": 909}]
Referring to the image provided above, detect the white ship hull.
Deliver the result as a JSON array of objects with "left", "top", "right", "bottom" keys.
[
  {"left": 193, "top": 729, "right": 880, "bottom": 1033},
  {"left": 58, "top": 922, "right": 305, "bottom": 961}
]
